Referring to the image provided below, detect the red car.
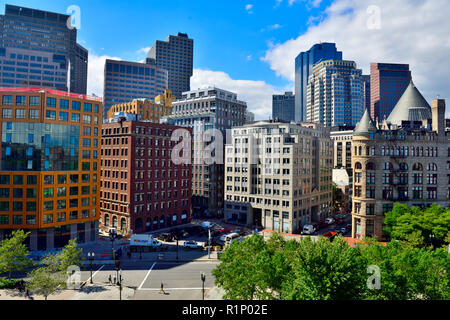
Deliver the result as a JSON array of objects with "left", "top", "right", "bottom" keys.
[{"left": 217, "top": 226, "right": 231, "bottom": 233}]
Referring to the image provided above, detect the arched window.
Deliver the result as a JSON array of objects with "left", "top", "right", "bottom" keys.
[
  {"left": 120, "top": 218, "right": 127, "bottom": 231},
  {"left": 104, "top": 214, "right": 110, "bottom": 227},
  {"left": 112, "top": 216, "right": 118, "bottom": 228},
  {"left": 166, "top": 214, "right": 172, "bottom": 227},
  {"left": 355, "top": 162, "right": 362, "bottom": 170},
  {"left": 366, "top": 162, "right": 376, "bottom": 170},
  {"left": 145, "top": 218, "right": 152, "bottom": 232},
  {"left": 399, "top": 163, "right": 408, "bottom": 171},
  {"left": 413, "top": 163, "right": 423, "bottom": 171}
]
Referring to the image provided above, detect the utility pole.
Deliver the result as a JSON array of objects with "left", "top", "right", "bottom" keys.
[{"left": 208, "top": 228, "right": 211, "bottom": 259}]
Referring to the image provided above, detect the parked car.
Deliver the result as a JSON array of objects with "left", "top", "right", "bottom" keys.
[
  {"left": 218, "top": 226, "right": 232, "bottom": 233},
  {"left": 201, "top": 221, "right": 213, "bottom": 228},
  {"left": 157, "top": 233, "right": 173, "bottom": 242},
  {"left": 325, "top": 217, "right": 335, "bottom": 225},
  {"left": 302, "top": 224, "right": 316, "bottom": 235},
  {"left": 184, "top": 240, "right": 199, "bottom": 249},
  {"left": 225, "top": 233, "right": 241, "bottom": 246}
]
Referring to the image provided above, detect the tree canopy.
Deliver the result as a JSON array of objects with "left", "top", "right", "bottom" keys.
[
  {"left": 213, "top": 233, "right": 450, "bottom": 300},
  {"left": 0, "top": 230, "right": 34, "bottom": 278}
]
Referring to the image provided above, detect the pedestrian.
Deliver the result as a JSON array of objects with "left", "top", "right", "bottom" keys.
[
  {"left": 108, "top": 275, "right": 112, "bottom": 284},
  {"left": 159, "top": 282, "right": 165, "bottom": 294},
  {"left": 113, "top": 276, "right": 116, "bottom": 285}
]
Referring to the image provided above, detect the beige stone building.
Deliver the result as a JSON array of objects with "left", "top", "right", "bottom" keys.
[
  {"left": 351, "top": 81, "right": 449, "bottom": 240},
  {"left": 224, "top": 120, "right": 333, "bottom": 233}
]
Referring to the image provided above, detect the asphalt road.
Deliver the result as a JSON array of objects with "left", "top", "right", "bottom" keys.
[{"left": 79, "top": 260, "right": 219, "bottom": 300}]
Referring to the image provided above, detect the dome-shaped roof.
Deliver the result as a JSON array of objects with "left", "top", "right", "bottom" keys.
[
  {"left": 386, "top": 81, "right": 431, "bottom": 125},
  {"left": 353, "top": 109, "right": 376, "bottom": 136}
]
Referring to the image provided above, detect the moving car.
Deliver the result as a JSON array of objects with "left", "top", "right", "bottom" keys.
[
  {"left": 183, "top": 240, "right": 199, "bottom": 249},
  {"left": 225, "top": 233, "right": 241, "bottom": 245},
  {"left": 325, "top": 217, "right": 335, "bottom": 225},
  {"left": 201, "top": 221, "right": 213, "bottom": 228},
  {"left": 302, "top": 224, "right": 316, "bottom": 235},
  {"left": 157, "top": 233, "right": 173, "bottom": 242}
]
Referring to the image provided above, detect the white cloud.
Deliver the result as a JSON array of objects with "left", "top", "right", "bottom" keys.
[
  {"left": 137, "top": 47, "right": 151, "bottom": 56},
  {"left": 261, "top": 24, "right": 283, "bottom": 32},
  {"left": 263, "top": 0, "right": 450, "bottom": 104},
  {"left": 87, "top": 52, "right": 121, "bottom": 97},
  {"left": 245, "top": 4, "right": 253, "bottom": 14},
  {"left": 191, "top": 69, "right": 291, "bottom": 120}
]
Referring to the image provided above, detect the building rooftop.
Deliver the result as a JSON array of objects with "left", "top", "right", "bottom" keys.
[
  {"left": 353, "top": 109, "right": 376, "bottom": 136},
  {"left": 386, "top": 80, "right": 431, "bottom": 125}
]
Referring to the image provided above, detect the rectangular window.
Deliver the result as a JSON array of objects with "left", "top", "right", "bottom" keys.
[
  {"left": 0, "top": 202, "right": 9, "bottom": 211},
  {"left": 60, "top": 99, "right": 69, "bottom": 109},
  {"left": 83, "top": 103, "right": 92, "bottom": 112},
  {"left": 46, "top": 97, "right": 56, "bottom": 107},
  {"left": 27, "top": 175, "right": 37, "bottom": 185},
  {"left": 44, "top": 188, "right": 53, "bottom": 198},
  {"left": 46, "top": 110, "right": 56, "bottom": 120},
  {"left": 44, "top": 175, "right": 53, "bottom": 185},
  {"left": 43, "top": 214, "right": 53, "bottom": 224},
  {"left": 26, "top": 202, "right": 36, "bottom": 212},
  {"left": 2, "top": 96, "right": 12, "bottom": 105},
  {"left": 72, "top": 101, "right": 81, "bottom": 111},
  {"left": 71, "top": 113, "right": 80, "bottom": 123},
  {"left": 57, "top": 187, "right": 66, "bottom": 197},
  {"left": 16, "top": 96, "right": 26, "bottom": 105},
  {"left": 26, "top": 215, "right": 36, "bottom": 225},
  {"left": 13, "top": 175, "right": 23, "bottom": 185},
  {"left": 15, "top": 109, "right": 26, "bottom": 119},
  {"left": 13, "top": 215, "right": 23, "bottom": 225},
  {"left": 29, "top": 109, "right": 39, "bottom": 119},
  {"left": 2, "top": 108, "right": 12, "bottom": 118},
  {"left": 57, "top": 212, "right": 66, "bottom": 222},
  {"left": 29, "top": 96, "right": 40, "bottom": 106},
  {"left": 0, "top": 215, "right": 9, "bottom": 224},
  {"left": 59, "top": 111, "right": 69, "bottom": 121}
]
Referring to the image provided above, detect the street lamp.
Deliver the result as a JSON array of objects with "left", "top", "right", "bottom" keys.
[
  {"left": 200, "top": 272, "right": 206, "bottom": 300},
  {"left": 87, "top": 252, "right": 95, "bottom": 284},
  {"left": 118, "top": 269, "right": 123, "bottom": 301},
  {"left": 115, "top": 259, "right": 120, "bottom": 285}
]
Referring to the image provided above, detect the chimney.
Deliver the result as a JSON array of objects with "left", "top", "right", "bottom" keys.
[{"left": 432, "top": 99, "right": 446, "bottom": 135}]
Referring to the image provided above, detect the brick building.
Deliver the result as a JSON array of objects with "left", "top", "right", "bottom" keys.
[{"left": 100, "top": 119, "right": 191, "bottom": 234}]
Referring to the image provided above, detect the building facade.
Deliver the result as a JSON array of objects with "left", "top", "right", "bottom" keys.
[
  {"left": 224, "top": 121, "right": 333, "bottom": 233},
  {"left": 148, "top": 33, "right": 193, "bottom": 99},
  {"left": 0, "top": 4, "right": 88, "bottom": 94},
  {"left": 272, "top": 92, "right": 295, "bottom": 122},
  {"left": 103, "top": 59, "right": 168, "bottom": 119},
  {"left": 369, "top": 63, "right": 411, "bottom": 122},
  {"left": 107, "top": 90, "right": 175, "bottom": 122},
  {"left": 306, "top": 60, "right": 364, "bottom": 127},
  {"left": 100, "top": 119, "right": 191, "bottom": 234},
  {"left": 0, "top": 87, "right": 102, "bottom": 250},
  {"left": 295, "top": 42, "right": 342, "bottom": 123},
  {"left": 351, "top": 81, "right": 449, "bottom": 240},
  {"left": 162, "top": 87, "right": 247, "bottom": 218}
]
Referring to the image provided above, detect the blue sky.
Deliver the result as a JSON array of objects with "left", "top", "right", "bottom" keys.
[
  {"left": 1, "top": 0, "right": 449, "bottom": 119},
  {"left": 0, "top": 0, "right": 330, "bottom": 87}
]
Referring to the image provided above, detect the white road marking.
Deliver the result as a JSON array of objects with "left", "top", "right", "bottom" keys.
[
  {"left": 138, "top": 287, "right": 212, "bottom": 291},
  {"left": 138, "top": 262, "right": 156, "bottom": 290},
  {"left": 87, "top": 264, "right": 104, "bottom": 283}
]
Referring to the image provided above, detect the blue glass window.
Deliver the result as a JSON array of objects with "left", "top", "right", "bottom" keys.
[
  {"left": 6, "top": 133, "right": 11, "bottom": 143},
  {"left": 6, "top": 123, "right": 12, "bottom": 130},
  {"left": 28, "top": 134, "right": 34, "bottom": 143},
  {"left": 44, "top": 134, "right": 50, "bottom": 144},
  {"left": 44, "top": 161, "right": 50, "bottom": 170},
  {"left": 44, "top": 148, "right": 50, "bottom": 157},
  {"left": 27, "top": 147, "right": 33, "bottom": 156},
  {"left": 72, "top": 101, "right": 81, "bottom": 110},
  {"left": 83, "top": 103, "right": 92, "bottom": 112},
  {"left": 60, "top": 99, "right": 69, "bottom": 109},
  {"left": 5, "top": 147, "right": 11, "bottom": 156},
  {"left": 94, "top": 104, "right": 99, "bottom": 113},
  {"left": 46, "top": 97, "right": 57, "bottom": 107}
]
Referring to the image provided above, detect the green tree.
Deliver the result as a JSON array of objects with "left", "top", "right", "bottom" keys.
[
  {"left": 213, "top": 234, "right": 276, "bottom": 299},
  {"left": 26, "top": 265, "right": 65, "bottom": 300},
  {"left": 0, "top": 230, "right": 34, "bottom": 278},
  {"left": 384, "top": 203, "right": 450, "bottom": 247},
  {"left": 57, "top": 239, "right": 82, "bottom": 272},
  {"left": 280, "top": 236, "right": 367, "bottom": 300}
]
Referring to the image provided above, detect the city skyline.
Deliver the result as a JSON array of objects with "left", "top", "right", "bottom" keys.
[{"left": 0, "top": 0, "right": 448, "bottom": 120}]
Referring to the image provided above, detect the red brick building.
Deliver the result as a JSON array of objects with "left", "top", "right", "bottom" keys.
[{"left": 100, "top": 119, "right": 191, "bottom": 234}]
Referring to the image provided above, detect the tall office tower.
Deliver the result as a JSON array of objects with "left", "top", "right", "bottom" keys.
[
  {"left": 295, "top": 43, "right": 342, "bottom": 122},
  {"left": 162, "top": 87, "right": 247, "bottom": 218},
  {"left": 272, "top": 92, "right": 295, "bottom": 122},
  {"left": 148, "top": 33, "right": 194, "bottom": 99},
  {"left": 369, "top": 63, "right": 411, "bottom": 122},
  {"left": 306, "top": 60, "right": 364, "bottom": 127},
  {"left": 107, "top": 90, "right": 175, "bottom": 122},
  {"left": 224, "top": 120, "right": 333, "bottom": 233},
  {"left": 0, "top": 4, "right": 88, "bottom": 94},
  {"left": 362, "top": 75, "right": 371, "bottom": 112},
  {"left": 103, "top": 59, "right": 168, "bottom": 119},
  {"left": 352, "top": 81, "right": 449, "bottom": 241},
  {"left": 100, "top": 119, "right": 191, "bottom": 234},
  {"left": 0, "top": 88, "right": 102, "bottom": 250}
]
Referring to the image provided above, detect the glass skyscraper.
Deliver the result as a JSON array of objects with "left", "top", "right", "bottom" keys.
[
  {"left": 0, "top": 4, "right": 88, "bottom": 94},
  {"left": 295, "top": 43, "right": 342, "bottom": 122},
  {"left": 272, "top": 92, "right": 295, "bottom": 122}
]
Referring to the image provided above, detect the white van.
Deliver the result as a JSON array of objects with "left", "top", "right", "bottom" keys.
[
  {"left": 130, "top": 234, "right": 161, "bottom": 247},
  {"left": 225, "top": 233, "right": 240, "bottom": 245},
  {"left": 302, "top": 224, "right": 316, "bottom": 235}
]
